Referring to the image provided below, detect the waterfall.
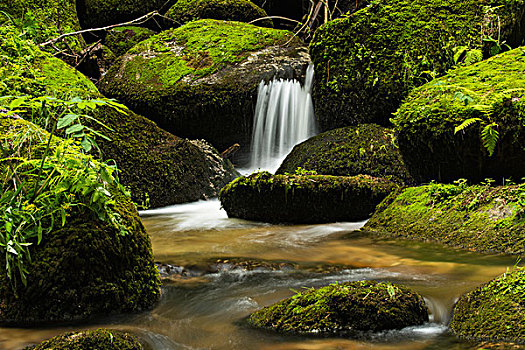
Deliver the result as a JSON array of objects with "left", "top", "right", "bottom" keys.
[{"left": 249, "top": 64, "right": 317, "bottom": 172}]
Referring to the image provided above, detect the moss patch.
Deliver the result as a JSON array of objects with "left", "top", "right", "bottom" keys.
[
  {"left": 165, "top": 0, "right": 272, "bottom": 27},
  {"left": 309, "top": 0, "right": 525, "bottom": 131},
  {"left": 451, "top": 267, "right": 525, "bottom": 343},
  {"left": 276, "top": 124, "right": 413, "bottom": 184},
  {"left": 364, "top": 181, "right": 525, "bottom": 254},
  {"left": 394, "top": 48, "right": 525, "bottom": 183},
  {"left": 219, "top": 172, "right": 398, "bottom": 223},
  {"left": 26, "top": 329, "right": 144, "bottom": 349},
  {"left": 248, "top": 281, "right": 428, "bottom": 335},
  {"left": 104, "top": 26, "right": 156, "bottom": 57}
]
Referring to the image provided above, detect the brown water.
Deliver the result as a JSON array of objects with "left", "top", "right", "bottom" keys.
[{"left": 0, "top": 199, "right": 519, "bottom": 349}]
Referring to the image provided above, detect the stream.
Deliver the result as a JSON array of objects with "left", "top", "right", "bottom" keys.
[{"left": 0, "top": 199, "right": 518, "bottom": 349}]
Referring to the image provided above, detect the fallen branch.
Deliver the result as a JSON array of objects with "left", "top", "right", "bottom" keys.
[{"left": 39, "top": 11, "right": 171, "bottom": 47}]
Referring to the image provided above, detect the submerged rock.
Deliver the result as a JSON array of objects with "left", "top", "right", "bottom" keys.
[
  {"left": 0, "top": 30, "right": 238, "bottom": 208},
  {"left": 0, "top": 117, "right": 160, "bottom": 324},
  {"left": 99, "top": 19, "right": 311, "bottom": 152},
  {"left": 310, "top": 0, "right": 525, "bottom": 131},
  {"left": 219, "top": 172, "right": 397, "bottom": 223},
  {"left": 25, "top": 329, "right": 145, "bottom": 349},
  {"left": 248, "top": 281, "right": 428, "bottom": 335},
  {"left": 276, "top": 124, "right": 413, "bottom": 184},
  {"left": 364, "top": 182, "right": 525, "bottom": 254},
  {"left": 394, "top": 48, "right": 525, "bottom": 183},
  {"left": 451, "top": 268, "right": 525, "bottom": 343},
  {"left": 165, "top": 0, "right": 272, "bottom": 27}
]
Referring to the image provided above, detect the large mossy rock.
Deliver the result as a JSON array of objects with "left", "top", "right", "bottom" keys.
[
  {"left": 0, "top": 28, "right": 238, "bottom": 208},
  {"left": 394, "top": 48, "right": 525, "bottom": 183},
  {"left": 0, "top": 0, "right": 85, "bottom": 52},
  {"left": 76, "top": 0, "right": 170, "bottom": 29},
  {"left": 99, "top": 19, "right": 310, "bottom": 152},
  {"left": 165, "top": 0, "right": 271, "bottom": 27},
  {"left": 219, "top": 172, "right": 397, "bottom": 223},
  {"left": 276, "top": 124, "right": 413, "bottom": 184},
  {"left": 0, "top": 116, "right": 160, "bottom": 324},
  {"left": 364, "top": 182, "right": 525, "bottom": 254},
  {"left": 309, "top": 0, "right": 525, "bottom": 131},
  {"left": 26, "top": 329, "right": 144, "bottom": 349},
  {"left": 248, "top": 281, "right": 428, "bottom": 335},
  {"left": 451, "top": 268, "right": 525, "bottom": 343}
]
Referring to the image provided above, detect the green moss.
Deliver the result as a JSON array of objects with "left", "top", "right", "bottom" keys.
[
  {"left": 451, "top": 267, "right": 525, "bottom": 343},
  {"left": 0, "top": 117, "right": 161, "bottom": 324},
  {"left": 26, "top": 329, "right": 144, "bottom": 349},
  {"left": 219, "top": 172, "right": 398, "bottom": 223},
  {"left": 0, "top": 0, "right": 85, "bottom": 53},
  {"left": 276, "top": 124, "right": 413, "bottom": 184},
  {"left": 165, "top": 0, "right": 272, "bottom": 27},
  {"left": 76, "top": 0, "right": 169, "bottom": 29},
  {"left": 309, "top": 0, "right": 525, "bottom": 131},
  {"left": 99, "top": 19, "right": 305, "bottom": 151},
  {"left": 364, "top": 182, "right": 525, "bottom": 254},
  {"left": 104, "top": 26, "right": 156, "bottom": 57},
  {"left": 394, "top": 48, "right": 525, "bottom": 183},
  {"left": 248, "top": 281, "right": 428, "bottom": 335}
]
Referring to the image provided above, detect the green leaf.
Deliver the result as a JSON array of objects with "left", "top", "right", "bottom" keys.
[
  {"left": 57, "top": 113, "right": 79, "bottom": 129},
  {"left": 65, "top": 124, "right": 84, "bottom": 135},
  {"left": 481, "top": 123, "right": 499, "bottom": 157},
  {"left": 80, "top": 138, "right": 92, "bottom": 153},
  {"left": 454, "top": 118, "right": 482, "bottom": 134}
]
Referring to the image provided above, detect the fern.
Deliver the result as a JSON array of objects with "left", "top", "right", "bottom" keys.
[
  {"left": 481, "top": 122, "right": 499, "bottom": 156},
  {"left": 454, "top": 117, "right": 482, "bottom": 134}
]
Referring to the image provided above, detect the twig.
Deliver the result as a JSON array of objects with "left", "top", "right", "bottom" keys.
[
  {"left": 39, "top": 11, "right": 161, "bottom": 47},
  {"left": 248, "top": 16, "right": 302, "bottom": 25},
  {"left": 74, "top": 40, "right": 102, "bottom": 68}
]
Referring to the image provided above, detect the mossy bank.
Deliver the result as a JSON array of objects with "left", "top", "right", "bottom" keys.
[
  {"left": 99, "top": 19, "right": 310, "bottom": 152},
  {"left": 248, "top": 281, "right": 428, "bottom": 335},
  {"left": 277, "top": 124, "right": 413, "bottom": 184},
  {"left": 364, "top": 181, "right": 525, "bottom": 254},
  {"left": 451, "top": 267, "right": 525, "bottom": 343},
  {"left": 0, "top": 116, "right": 160, "bottom": 324},
  {"left": 310, "top": 0, "right": 525, "bottom": 131},
  {"left": 219, "top": 172, "right": 398, "bottom": 223},
  {"left": 395, "top": 48, "right": 525, "bottom": 183}
]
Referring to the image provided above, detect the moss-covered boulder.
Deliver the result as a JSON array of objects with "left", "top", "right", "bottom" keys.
[
  {"left": 219, "top": 172, "right": 398, "bottom": 223},
  {"left": 309, "top": 0, "right": 525, "bottom": 131},
  {"left": 364, "top": 181, "right": 525, "bottom": 254},
  {"left": 276, "top": 124, "right": 413, "bottom": 184},
  {"left": 26, "top": 329, "right": 144, "bottom": 349},
  {"left": 76, "top": 0, "right": 171, "bottom": 29},
  {"left": 0, "top": 0, "right": 85, "bottom": 53},
  {"left": 0, "top": 116, "right": 160, "bottom": 324},
  {"left": 451, "top": 268, "right": 525, "bottom": 343},
  {"left": 99, "top": 19, "right": 310, "bottom": 152},
  {"left": 165, "top": 0, "right": 272, "bottom": 27},
  {"left": 248, "top": 281, "right": 428, "bottom": 335},
  {"left": 0, "top": 28, "right": 238, "bottom": 208},
  {"left": 394, "top": 48, "right": 525, "bottom": 183},
  {"left": 104, "top": 26, "right": 156, "bottom": 57}
]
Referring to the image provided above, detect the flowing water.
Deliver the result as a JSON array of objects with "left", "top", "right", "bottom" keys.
[
  {"left": 249, "top": 65, "right": 317, "bottom": 172},
  {"left": 0, "top": 200, "right": 519, "bottom": 349}
]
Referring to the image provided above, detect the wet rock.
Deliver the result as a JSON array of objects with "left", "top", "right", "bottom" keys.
[
  {"left": 219, "top": 172, "right": 398, "bottom": 224},
  {"left": 277, "top": 124, "right": 413, "bottom": 185},
  {"left": 451, "top": 267, "right": 525, "bottom": 343},
  {"left": 25, "top": 329, "right": 145, "bottom": 349},
  {"left": 248, "top": 281, "right": 429, "bottom": 335}
]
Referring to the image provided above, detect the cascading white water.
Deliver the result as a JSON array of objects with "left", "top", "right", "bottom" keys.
[{"left": 249, "top": 64, "right": 317, "bottom": 172}]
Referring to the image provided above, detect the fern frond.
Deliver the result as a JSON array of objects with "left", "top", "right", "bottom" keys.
[
  {"left": 481, "top": 122, "right": 499, "bottom": 156},
  {"left": 454, "top": 118, "right": 482, "bottom": 134}
]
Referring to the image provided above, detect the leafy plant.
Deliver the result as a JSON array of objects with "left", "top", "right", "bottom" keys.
[{"left": 0, "top": 96, "right": 129, "bottom": 291}]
